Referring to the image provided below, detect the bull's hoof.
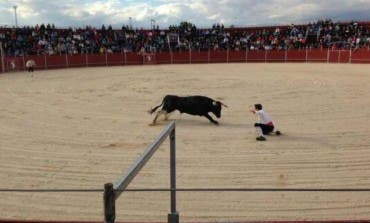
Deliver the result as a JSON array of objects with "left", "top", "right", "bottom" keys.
[{"left": 148, "top": 123, "right": 156, "bottom": 126}]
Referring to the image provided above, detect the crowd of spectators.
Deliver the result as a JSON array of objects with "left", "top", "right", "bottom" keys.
[{"left": 0, "top": 19, "right": 369, "bottom": 57}]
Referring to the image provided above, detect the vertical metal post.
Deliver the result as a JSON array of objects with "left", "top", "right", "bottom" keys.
[
  {"left": 264, "top": 50, "right": 267, "bottom": 63},
  {"left": 44, "top": 54, "right": 48, "bottom": 69},
  {"left": 168, "top": 127, "right": 179, "bottom": 223},
  {"left": 106, "top": 52, "right": 108, "bottom": 66},
  {"left": 124, "top": 51, "right": 127, "bottom": 65},
  {"left": 104, "top": 183, "right": 116, "bottom": 223},
  {"left": 326, "top": 48, "right": 330, "bottom": 63},
  {"left": 284, "top": 48, "right": 287, "bottom": 63},
  {"left": 65, "top": 53, "right": 69, "bottom": 68},
  {"left": 22, "top": 55, "right": 25, "bottom": 71},
  {"left": 13, "top": 5, "right": 18, "bottom": 28},
  {"left": 189, "top": 46, "right": 191, "bottom": 64},
  {"left": 226, "top": 48, "right": 229, "bottom": 63},
  {"left": 305, "top": 47, "right": 308, "bottom": 63},
  {"left": 245, "top": 48, "right": 248, "bottom": 63},
  {"left": 0, "top": 42, "right": 4, "bottom": 73},
  {"left": 338, "top": 50, "right": 341, "bottom": 63}
]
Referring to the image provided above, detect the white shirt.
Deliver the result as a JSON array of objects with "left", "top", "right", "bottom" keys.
[
  {"left": 255, "top": 109, "right": 273, "bottom": 125},
  {"left": 26, "top": 60, "right": 35, "bottom": 68}
]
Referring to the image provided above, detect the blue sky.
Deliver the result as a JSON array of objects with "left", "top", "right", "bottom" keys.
[{"left": 1, "top": 0, "right": 370, "bottom": 29}]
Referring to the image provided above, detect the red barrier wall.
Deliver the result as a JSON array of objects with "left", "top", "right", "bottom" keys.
[
  {"left": 209, "top": 51, "right": 227, "bottom": 63},
  {"left": 4, "top": 57, "right": 24, "bottom": 71},
  {"left": 286, "top": 50, "right": 306, "bottom": 62},
  {"left": 247, "top": 50, "right": 266, "bottom": 62},
  {"left": 229, "top": 51, "right": 246, "bottom": 63},
  {"left": 68, "top": 55, "right": 86, "bottom": 67},
  {"left": 307, "top": 49, "right": 327, "bottom": 62},
  {"left": 46, "top": 55, "right": 68, "bottom": 69},
  {"left": 191, "top": 51, "right": 209, "bottom": 63},
  {"left": 351, "top": 48, "right": 370, "bottom": 63},
  {"left": 125, "top": 52, "right": 142, "bottom": 65},
  {"left": 172, "top": 52, "right": 190, "bottom": 64},
  {"left": 156, "top": 52, "right": 172, "bottom": 64},
  {"left": 1, "top": 49, "right": 369, "bottom": 73},
  {"left": 266, "top": 50, "right": 285, "bottom": 62},
  {"left": 107, "top": 53, "right": 124, "bottom": 66},
  {"left": 87, "top": 54, "right": 106, "bottom": 66},
  {"left": 142, "top": 53, "right": 157, "bottom": 65},
  {"left": 0, "top": 56, "right": 3, "bottom": 73}
]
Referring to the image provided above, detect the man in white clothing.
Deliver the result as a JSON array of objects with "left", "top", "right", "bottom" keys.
[
  {"left": 26, "top": 59, "right": 36, "bottom": 72},
  {"left": 250, "top": 104, "right": 280, "bottom": 141}
]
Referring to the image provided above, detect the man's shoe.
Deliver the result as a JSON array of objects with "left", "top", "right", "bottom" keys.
[{"left": 256, "top": 136, "right": 266, "bottom": 141}]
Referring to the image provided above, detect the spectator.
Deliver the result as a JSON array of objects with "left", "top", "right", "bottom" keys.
[{"left": 1, "top": 19, "right": 370, "bottom": 57}]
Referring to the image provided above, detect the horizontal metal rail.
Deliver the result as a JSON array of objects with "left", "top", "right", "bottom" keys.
[
  {"left": 2, "top": 188, "right": 370, "bottom": 192},
  {"left": 112, "top": 121, "right": 175, "bottom": 199},
  {"left": 103, "top": 121, "right": 178, "bottom": 223}
]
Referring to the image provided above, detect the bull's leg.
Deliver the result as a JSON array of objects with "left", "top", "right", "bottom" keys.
[
  {"left": 149, "top": 110, "right": 167, "bottom": 126},
  {"left": 205, "top": 114, "right": 219, "bottom": 125},
  {"left": 164, "top": 111, "right": 174, "bottom": 120},
  {"left": 150, "top": 112, "right": 161, "bottom": 126}
]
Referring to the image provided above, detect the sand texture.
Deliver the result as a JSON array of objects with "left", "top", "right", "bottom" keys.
[{"left": 0, "top": 63, "right": 370, "bottom": 222}]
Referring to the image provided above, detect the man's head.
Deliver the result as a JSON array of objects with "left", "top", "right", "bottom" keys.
[{"left": 254, "top": 104, "right": 263, "bottom": 110}]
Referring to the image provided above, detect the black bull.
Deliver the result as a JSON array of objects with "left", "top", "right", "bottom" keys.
[{"left": 148, "top": 95, "right": 227, "bottom": 125}]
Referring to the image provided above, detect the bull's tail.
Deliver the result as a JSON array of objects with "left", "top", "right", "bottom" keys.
[{"left": 148, "top": 101, "right": 164, "bottom": 114}]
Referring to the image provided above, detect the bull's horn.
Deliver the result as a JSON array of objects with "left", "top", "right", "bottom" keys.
[{"left": 220, "top": 102, "right": 228, "bottom": 107}]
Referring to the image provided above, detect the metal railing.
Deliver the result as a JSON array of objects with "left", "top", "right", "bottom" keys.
[{"left": 103, "top": 121, "right": 178, "bottom": 223}]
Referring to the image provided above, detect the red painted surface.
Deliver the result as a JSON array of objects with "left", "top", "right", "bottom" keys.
[
  {"left": 351, "top": 48, "right": 370, "bottom": 63},
  {"left": 125, "top": 52, "right": 142, "bottom": 65},
  {"left": 228, "top": 51, "right": 246, "bottom": 63},
  {"left": 68, "top": 55, "right": 87, "bottom": 67},
  {"left": 156, "top": 52, "right": 171, "bottom": 64},
  {"left": 246, "top": 50, "right": 265, "bottom": 62},
  {"left": 190, "top": 51, "right": 209, "bottom": 63},
  {"left": 172, "top": 52, "right": 189, "bottom": 64},
  {"left": 209, "top": 51, "right": 227, "bottom": 63},
  {"left": 142, "top": 53, "right": 157, "bottom": 65},
  {"left": 87, "top": 54, "right": 107, "bottom": 66},
  {"left": 307, "top": 49, "right": 327, "bottom": 62},
  {"left": 286, "top": 50, "right": 306, "bottom": 62},
  {"left": 1, "top": 49, "right": 370, "bottom": 73},
  {"left": 107, "top": 53, "right": 124, "bottom": 66},
  {"left": 45, "top": 55, "right": 68, "bottom": 69},
  {"left": 266, "top": 50, "right": 285, "bottom": 62}
]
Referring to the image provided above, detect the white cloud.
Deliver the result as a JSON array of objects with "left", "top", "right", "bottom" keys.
[{"left": 156, "top": 3, "right": 181, "bottom": 17}]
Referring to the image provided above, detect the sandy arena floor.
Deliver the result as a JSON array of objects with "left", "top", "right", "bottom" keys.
[{"left": 0, "top": 63, "right": 370, "bottom": 222}]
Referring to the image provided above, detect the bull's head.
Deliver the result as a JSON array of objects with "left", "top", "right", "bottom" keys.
[{"left": 212, "top": 101, "right": 228, "bottom": 118}]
